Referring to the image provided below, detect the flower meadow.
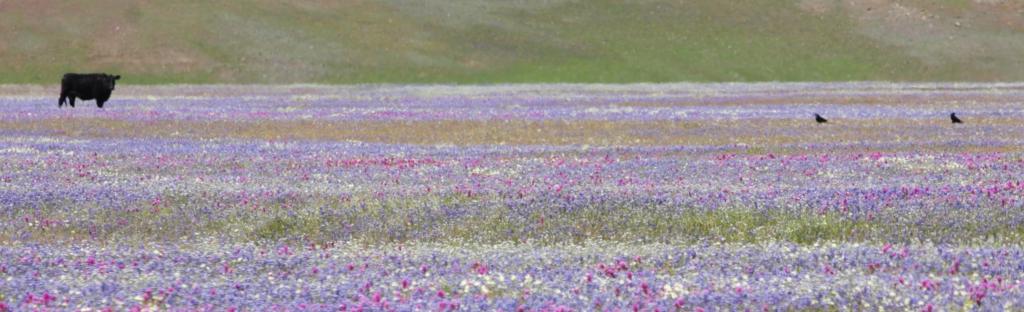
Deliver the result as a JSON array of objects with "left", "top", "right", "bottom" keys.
[{"left": 1, "top": 83, "right": 1024, "bottom": 310}]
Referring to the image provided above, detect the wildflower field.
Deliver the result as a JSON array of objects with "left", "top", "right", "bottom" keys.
[{"left": 2, "top": 83, "right": 1024, "bottom": 310}]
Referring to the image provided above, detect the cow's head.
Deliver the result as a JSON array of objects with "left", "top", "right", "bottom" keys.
[{"left": 106, "top": 74, "right": 121, "bottom": 90}]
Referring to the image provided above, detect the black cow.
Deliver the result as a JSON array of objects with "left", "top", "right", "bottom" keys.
[{"left": 59, "top": 73, "right": 120, "bottom": 108}]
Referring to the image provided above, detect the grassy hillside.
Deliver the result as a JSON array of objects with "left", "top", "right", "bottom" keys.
[{"left": 1, "top": 0, "right": 1022, "bottom": 84}]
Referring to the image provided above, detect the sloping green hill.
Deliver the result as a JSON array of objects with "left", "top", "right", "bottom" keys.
[{"left": 1, "top": 0, "right": 1022, "bottom": 83}]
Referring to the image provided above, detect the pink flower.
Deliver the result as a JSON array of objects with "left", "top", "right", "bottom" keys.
[
  {"left": 822, "top": 265, "right": 836, "bottom": 276},
  {"left": 472, "top": 262, "right": 489, "bottom": 275},
  {"left": 674, "top": 298, "right": 685, "bottom": 308},
  {"left": 41, "top": 292, "right": 55, "bottom": 306},
  {"left": 142, "top": 289, "right": 153, "bottom": 302},
  {"left": 920, "top": 279, "right": 937, "bottom": 291},
  {"left": 971, "top": 287, "right": 987, "bottom": 304}
]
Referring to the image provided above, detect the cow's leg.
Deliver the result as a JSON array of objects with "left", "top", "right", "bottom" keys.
[
  {"left": 69, "top": 97, "right": 76, "bottom": 107},
  {"left": 59, "top": 81, "right": 68, "bottom": 107},
  {"left": 96, "top": 99, "right": 105, "bottom": 108}
]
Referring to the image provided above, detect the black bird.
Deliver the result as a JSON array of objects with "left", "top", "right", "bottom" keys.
[
  {"left": 814, "top": 113, "right": 828, "bottom": 123},
  {"left": 950, "top": 113, "right": 963, "bottom": 124}
]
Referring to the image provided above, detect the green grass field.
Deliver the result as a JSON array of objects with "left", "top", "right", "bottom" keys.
[{"left": 1, "top": 0, "right": 1022, "bottom": 83}]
